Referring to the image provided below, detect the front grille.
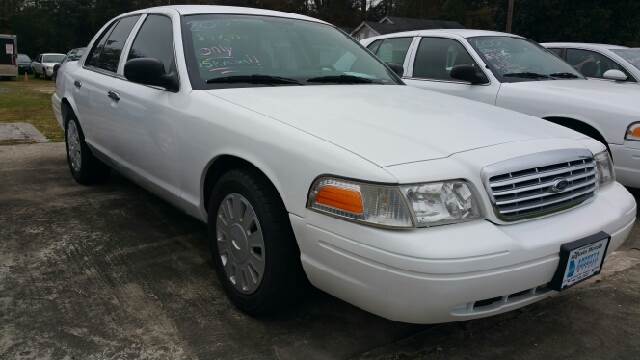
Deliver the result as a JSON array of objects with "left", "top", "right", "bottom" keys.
[{"left": 484, "top": 150, "right": 597, "bottom": 221}]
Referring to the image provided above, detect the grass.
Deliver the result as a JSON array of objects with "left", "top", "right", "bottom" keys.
[{"left": 0, "top": 75, "right": 63, "bottom": 142}]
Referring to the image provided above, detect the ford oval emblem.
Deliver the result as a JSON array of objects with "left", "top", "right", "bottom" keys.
[{"left": 550, "top": 178, "right": 570, "bottom": 193}]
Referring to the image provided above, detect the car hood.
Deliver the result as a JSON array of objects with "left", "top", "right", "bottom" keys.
[
  {"left": 501, "top": 79, "right": 640, "bottom": 114},
  {"left": 207, "top": 85, "right": 584, "bottom": 167}
]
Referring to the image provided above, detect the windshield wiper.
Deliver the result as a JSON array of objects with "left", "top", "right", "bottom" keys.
[
  {"left": 503, "top": 72, "right": 550, "bottom": 80},
  {"left": 206, "top": 75, "right": 303, "bottom": 85},
  {"left": 549, "top": 72, "right": 580, "bottom": 79},
  {"left": 306, "top": 74, "right": 380, "bottom": 84}
]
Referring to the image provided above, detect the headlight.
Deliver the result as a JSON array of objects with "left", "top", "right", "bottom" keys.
[
  {"left": 594, "top": 150, "right": 615, "bottom": 186},
  {"left": 626, "top": 122, "right": 640, "bottom": 141},
  {"left": 401, "top": 181, "right": 481, "bottom": 227},
  {"left": 307, "top": 176, "right": 482, "bottom": 228}
]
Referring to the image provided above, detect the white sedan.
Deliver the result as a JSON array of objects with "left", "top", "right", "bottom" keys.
[
  {"left": 52, "top": 6, "right": 636, "bottom": 324},
  {"left": 543, "top": 42, "right": 640, "bottom": 84},
  {"left": 362, "top": 30, "right": 640, "bottom": 189},
  {"left": 31, "top": 53, "right": 65, "bottom": 79}
]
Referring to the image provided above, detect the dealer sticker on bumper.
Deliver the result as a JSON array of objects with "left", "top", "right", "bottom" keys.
[{"left": 550, "top": 231, "right": 610, "bottom": 291}]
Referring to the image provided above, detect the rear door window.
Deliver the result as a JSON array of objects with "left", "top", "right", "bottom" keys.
[
  {"left": 86, "top": 15, "right": 140, "bottom": 73},
  {"left": 366, "top": 39, "right": 382, "bottom": 54},
  {"left": 547, "top": 48, "right": 564, "bottom": 58},
  {"left": 374, "top": 37, "right": 412, "bottom": 66}
]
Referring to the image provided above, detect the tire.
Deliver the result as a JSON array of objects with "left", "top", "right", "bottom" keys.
[
  {"left": 207, "top": 168, "right": 307, "bottom": 316},
  {"left": 65, "top": 115, "right": 110, "bottom": 185}
]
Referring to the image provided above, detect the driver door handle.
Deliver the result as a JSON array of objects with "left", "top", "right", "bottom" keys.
[
  {"left": 73, "top": 80, "right": 82, "bottom": 89},
  {"left": 107, "top": 90, "right": 120, "bottom": 102}
]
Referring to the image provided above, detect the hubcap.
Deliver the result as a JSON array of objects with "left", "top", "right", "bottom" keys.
[
  {"left": 66, "top": 121, "right": 82, "bottom": 172},
  {"left": 216, "top": 193, "right": 265, "bottom": 294}
]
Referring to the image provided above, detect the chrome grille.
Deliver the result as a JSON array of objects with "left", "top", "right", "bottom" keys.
[{"left": 483, "top": 149, "right": 597, "bottom": 221}]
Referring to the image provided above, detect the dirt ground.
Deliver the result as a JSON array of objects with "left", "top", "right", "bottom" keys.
[{"left": 1, "top": 142, "right": 639, "bottom": 360}]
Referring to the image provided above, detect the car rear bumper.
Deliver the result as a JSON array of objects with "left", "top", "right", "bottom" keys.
[
  {"left": 611, "top": 142, "right": 640, "bottom": 189},
  {"left": 291, "top": 182, "right": 636, "bottom": 324}
]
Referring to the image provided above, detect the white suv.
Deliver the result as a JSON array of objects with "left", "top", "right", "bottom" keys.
[
  {"left": 363, "top": 30, "right": 640, "bottom": 189},
  {"left": 53, "top": 7, "right": 636, "bottom": 324}
]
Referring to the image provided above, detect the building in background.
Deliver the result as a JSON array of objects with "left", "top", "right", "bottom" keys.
[{"left": 350, "top": 16, "right": 464, "bottom": 40}]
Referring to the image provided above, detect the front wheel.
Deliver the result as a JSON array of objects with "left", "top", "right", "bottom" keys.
[
  {"left": 65, "top": 116, "right": 110, "bottom": 185},
  {"left": 208, "top": 168, "right": 307, "bottom": 316}
]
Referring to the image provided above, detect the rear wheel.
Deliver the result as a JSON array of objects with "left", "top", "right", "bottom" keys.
[
  {"left": 65, "top": 115, "right": 110, "bottom": 185},
  {"left": 207, "top": 168, "right": 307, "bottom": 316}
]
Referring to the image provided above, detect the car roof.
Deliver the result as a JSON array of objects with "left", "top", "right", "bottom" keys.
[
  {"left": 542, "top": 42, "right": 629, "bottom": 50},
  {"left": 367, "top": 29, "right": 522, "bottom": 41},
  {"left": 127, "top": 5, "right": 328, "bottom": 25}
]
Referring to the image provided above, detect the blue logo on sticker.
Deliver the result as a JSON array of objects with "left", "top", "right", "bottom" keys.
[{"left": 567, "top": 259, "right": 576, "bottom": 277}]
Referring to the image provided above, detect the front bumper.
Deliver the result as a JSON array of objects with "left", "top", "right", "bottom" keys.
[
  {"left": 291, "top": 182, "right": 636, "bottom": 324},
  {"left": 611, "top": 142, "right": 640, "bottom": 188}
]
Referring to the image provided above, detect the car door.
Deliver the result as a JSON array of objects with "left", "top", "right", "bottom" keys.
[
  {"left": 113, "top": 14, "right": 183, "bottom": 196},
  {"left": 403, "top": 37, "right": 499, "bottom": 105},
  {"left": 78, "top": 15, "right": 141, "bottom": 159}
]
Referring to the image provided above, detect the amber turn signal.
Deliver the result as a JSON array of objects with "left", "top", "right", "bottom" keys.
[
  {"left": 627, "top": 123, "right": 640, "bottom": 141},
  {"left": 315, "top": 185, "right": 364, "bottom": 215}
]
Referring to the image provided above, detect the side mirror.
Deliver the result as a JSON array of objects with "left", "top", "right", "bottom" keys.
[
  {"left": 450, "top": 64, "right": 489, "bottom": 85},
  {"left": 386, "top": 63, "right": 404, "bottom": 77},
  {"left": 124, "top": 58, "right": 179, "bottom": 92},
  {"left": 603, "top": 69, "right": 628, "bottom": 82}
]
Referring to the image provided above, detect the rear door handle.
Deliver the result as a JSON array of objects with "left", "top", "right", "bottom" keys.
[
  {"left": 73, "top": 80, "right": 82, "bottom": 89},
  {"left": 107, "top": 90, "right": 120, "bottom": 102}
]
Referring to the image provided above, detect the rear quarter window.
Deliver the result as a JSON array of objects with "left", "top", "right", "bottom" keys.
[{"left": 86, "top": 15, "right": 140, "bottom": 73}]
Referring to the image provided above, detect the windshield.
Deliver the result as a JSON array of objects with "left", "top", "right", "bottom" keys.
[
  {"left": 611, "top": 49, "right": 640, "bottom": 71},
  {"left": 17, "top": 54, "right": 31, "bottom": 62},
  {"left": 181, "top": 14, "right": 401, "bottom": 89},
  {"left": 468, "top": 36, "right": 583, "bottom": 82},
  {"left": 42, "top": 54, "right": 65, "bottom": 63}
]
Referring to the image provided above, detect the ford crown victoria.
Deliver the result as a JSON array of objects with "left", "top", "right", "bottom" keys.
[{"left": 53, "top": 7, "right": 636, "bottom": 324}]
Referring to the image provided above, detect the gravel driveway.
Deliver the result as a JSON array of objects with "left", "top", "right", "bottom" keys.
[{"left": 1, "top": 142, "right": 638, "bottom": 360}]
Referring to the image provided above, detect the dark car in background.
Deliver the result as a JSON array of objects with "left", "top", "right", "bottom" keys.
[{"left": 17, "top": 53, "right": 32, "bottom": 74}]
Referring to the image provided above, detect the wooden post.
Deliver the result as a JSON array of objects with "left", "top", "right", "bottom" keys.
[{"left": 506, "top": 0, "right": 515, "bottom": 33}]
